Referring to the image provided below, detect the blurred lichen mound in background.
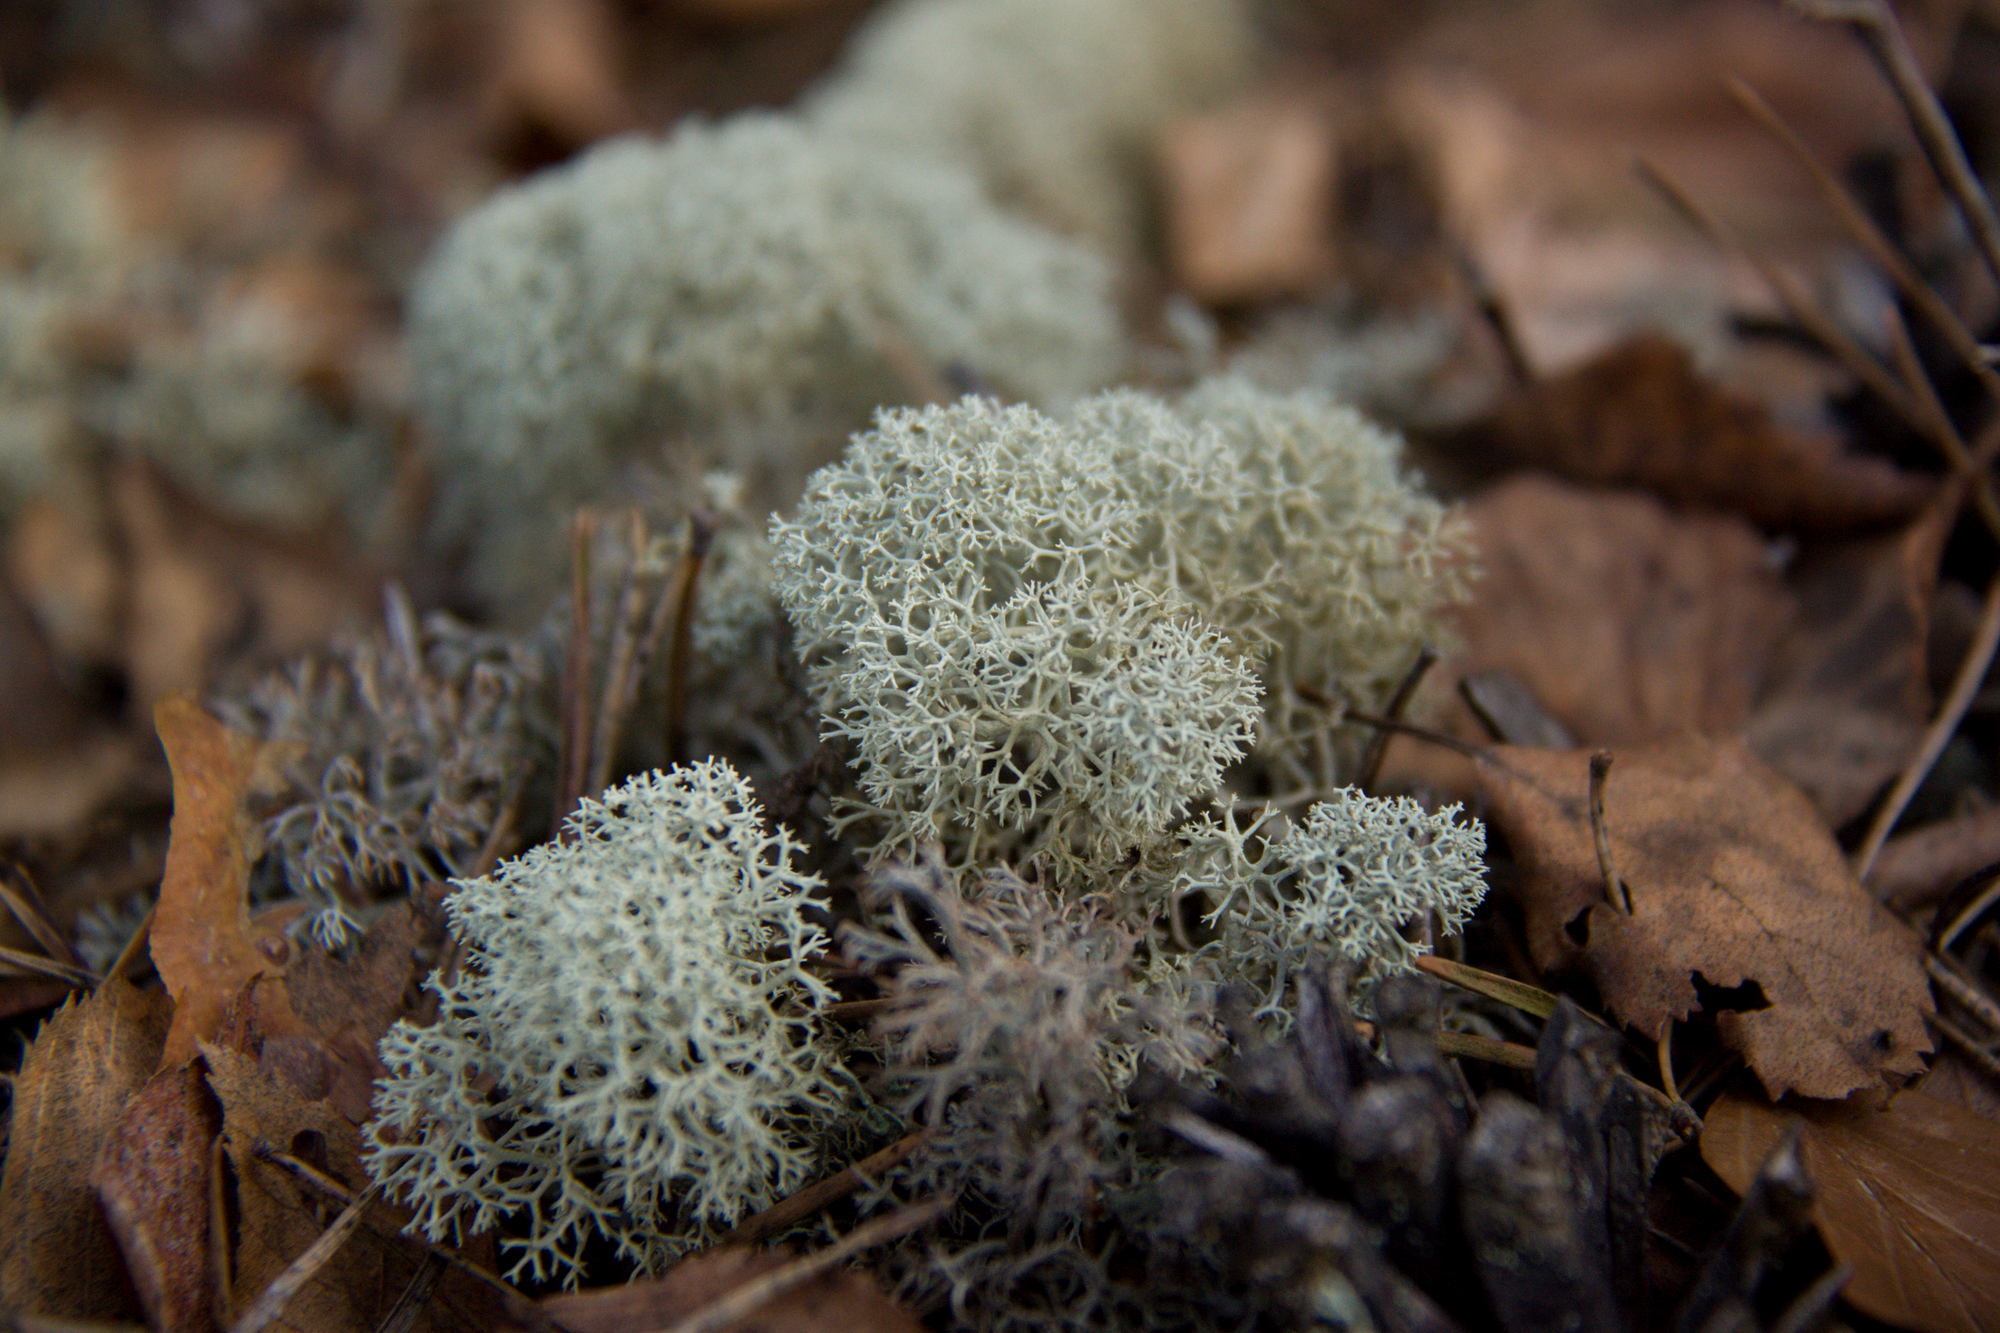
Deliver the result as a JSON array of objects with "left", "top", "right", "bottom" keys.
[
  {"left": 807, "top": 0, "right": 1258, "bottom": 250},
  {"left": 409, "top": 114, "right": 1122, "bottom": 611}
]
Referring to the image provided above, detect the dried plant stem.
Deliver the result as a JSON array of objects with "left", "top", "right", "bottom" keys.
[
  {"left": 657, "top": 1196, "right": 952, "bottom": 1333},
  {"left": 1929, "top": 1008, "right": 2000, "bottom": 1081},
  {"left": 229, "top": 1183, "right": 382, "bottom": 1333},
  {"left": 1589, "top": 751, "right": 1633, "bottom": 916},
  {"left": 554, "top": 509, "right": 599, "bottom": 834},
  {"left": 1938, "top": 873, "right": 2000, "bottom": 951},
  {"left": 0, "top": 946, "right": 94, "bottom": 988},
  {"left": 1926, "top": 950, "right": 2000, "bottom": 1032},
  {"left": 1639, "top": 158, "right": 2000, "bottom": 541},
  {"left": 1791, "top": 0, "right": 2000, "bottom": 289},
  {"left": 1433, "top": 1030, "right": 1539, "bottom": 1070},
  {"left": 587, "top": 510, "right": 655, "bottom": 798},
  {"left": 250, "top": 1142, "right": 518, "bottom": 1302},
  {"left": 1356, "top": 646, "right": 1439, "bottom": 791},
  {"left": 99, "top": 903, "right": 154, "bottom": 986},
  {"left": 721, "top": 1128, "right": 935, "bottom": 1246},
  {"left": 1657, "top": 1025, "right": 1682, "bottom": 1104},
  {"left": 1727, "top": 77, "right": 2000, "bottom": 414},
  {"left": 663, "top": 512, "right": 716, "bottom": 766},
  {"left": 1413, "top": 953, "right": 1560, "bottom": 1019},
  {"left": 0, "top": 865, "right": 81, "bottom": 967},
  {"left": 1856, "top": 567, "right": 2000, "bottom": 880}
]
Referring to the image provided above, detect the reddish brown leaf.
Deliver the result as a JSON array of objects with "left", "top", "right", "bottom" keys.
[
  {"left": 1433, "top": 334, "right": 1930, "bottom": 532},
  {"left": 0, "top": 976, "right": 170, "bottom": 1320},
  {"left": 534, "top": 1243, "right": 925, "bottom": 1333},
  {"left": 201, "top": 1042, "right": 501, "bottom": 1333},
  {"left": 91, "top": 1063, "right": 223, "bottom": 1332},
  {"left": 1743, "top": 503, "right": 1945, "bottom": 825},
  {"left": 1380, "top": 475, "right": 1794, "bottom": 795},
  {"left": 1704, "top": 1089, "right": 2000, "bottom": 1333},
  {"left": 152, "top": 693, "right": 311, "bottom": 1068},
  {"left": 275, "top": 898, "right": 444, "bottom": 1122},
  {"left": 1472, "top": 736, "right": 1932, "bottom": 1098}
]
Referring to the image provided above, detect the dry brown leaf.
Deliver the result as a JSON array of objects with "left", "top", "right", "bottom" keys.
[
  {"left": 1742, "top": 504, "right": 1945, "bottom": 825},
  {"left": 0, "top": 976, "right": 170, "bottom": 1320},
  {"left": 1379, "top": 475, "right": 1794, "bottom": 796},
  {"left": 90, "top": 1063, "right": 222, "bottom": 1333},
  {"left": 1703, "top": 1089, "right": 2000, "bottom": 1333},
  {"left": 1472, "top": 736, "right": 1932, "bottom": 1099},
  {"left": 1870, "top": 805, "right": 2000, "bottom": 911},
  {"left": 535, "top": 1243, "right": 925, "bottom": 1333},
  {"left": 152, "top": 693, "right": 311, "bottom": 1068},
  {"left": 201, "top": 1041, "right": 501, "bottom": 1333},
  {"left": 1431, "top": 334, "right": 1932, "bottom": 533},
  {"left": 274, "top": 899, "right": 443, "bottom": 1123}
]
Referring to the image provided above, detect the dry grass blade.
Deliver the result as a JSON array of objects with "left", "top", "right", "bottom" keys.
[
  {"left": 586, "top": 509, "right": 653, "bottom": 798},
  {"left": 0, "top": 946, "right": 95, "bottom": 989},
  {"left": 656, "top": 1196, "right": 951, "bottom": 1333},
  {"left": 1637, "top": 158, "right": 2000, "bottom": 541},
  {"left": 554, "top": 508, "right": 599, "bottom": 833},
  {"left": 1433, "top": 1030, "right": 1539, "bottom": 1070},
  {"left": 1726, "top": 76, "right": 2000, "bottom": 416},
  {"left": 0, "top": 866, "right": 81, "bottom": 968},
  {"left": 1412, "top": 953, "right": 1560, "bottom": 1019},
  {"left": 720, "top": 1128, "right": 935, "bottom": 1247},
  {"left": 1791, "top": 0, "right": 2000, "bottom": 289},
  {"left": 227, "top": 1182, "right": 382, "bottom": 1333},
  {"left": 1856, "top": 566, "right": 2000, "bottom": 879}
]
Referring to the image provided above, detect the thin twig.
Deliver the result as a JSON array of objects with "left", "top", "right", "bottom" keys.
[
  {"left": 1356, "top": 646, "right": 1438, "bottom": 791},
  {"left": 1856, "top": 565, "right": 2000, "bottom": 880},
  {"left": 663, "top": 511, "right": 716, "bottom": 766},
  {"left": 1791, "top": 0, "right": 2000, "bottom": 289},
  {"left": 1589, "top": 751, "right": 1633, "bottom": 915},
  {"left": 721, "top": 1129, "right": 935, "bottom": 1247},
  {"left": 656, "top": 1197, "right": 952, "bottom": 1333},
  {"left": 229, "top": 1182, "right": 382, "bottom": 1333}
]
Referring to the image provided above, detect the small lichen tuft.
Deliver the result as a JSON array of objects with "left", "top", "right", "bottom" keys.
[{"left": 364, "top": 760, "right": 846, "bottom": 1285}]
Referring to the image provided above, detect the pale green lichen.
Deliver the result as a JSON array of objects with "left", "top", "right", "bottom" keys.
[
  {"left": 771, "top": 395, "right": 1262, "bottom": 876},
  {"left": 1172, "top": 791, "right": 1487, "bottom": 1011},
  {"left": 772, "top": 380, "right": 1463, "bottom": 877},
  {"left": 411, "top": 113, "right": 1122, "bottom": 607},
  {"left": 363, "top": 760, "right": 846, "bottom": 1285}
]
